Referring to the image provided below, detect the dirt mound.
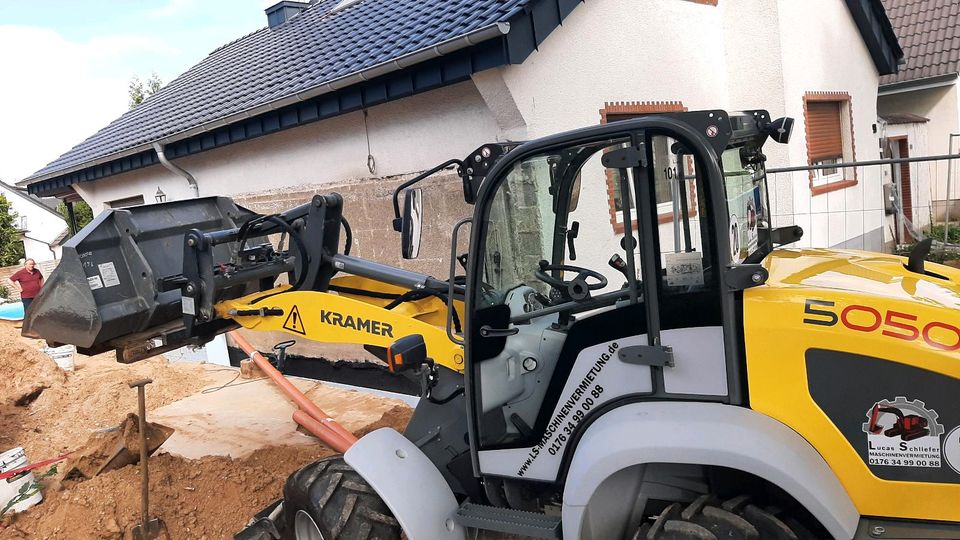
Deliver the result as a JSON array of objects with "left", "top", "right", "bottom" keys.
[
  {"left": 0, "top": 331, "right": 216, "bottom": 461},
  {"left": 0, "top": 334, "right": 66, "bottom": 408},
  {"left": 0, "top": 319, "right": 418, "bottom": 539},
  {"left": 355, "top": 404, "right": 415, "bottom": 438},
  {"left": 0, "top": 445, "right": 336, "bottom": 539},
  {"left": 1, "top": 405, "right": 413, "bottom": 539}
]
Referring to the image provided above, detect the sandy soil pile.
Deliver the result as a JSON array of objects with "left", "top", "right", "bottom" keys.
[
  {"left": 0, "top": 330, "right": 217, "bottom": 460},
  {"left": 1, "top": 406, "right": 411, "bottom": 539},
  {"left": 0, "top": 322, "right": 415, "bottom": 538}
]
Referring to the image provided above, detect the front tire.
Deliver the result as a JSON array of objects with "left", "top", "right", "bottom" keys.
[{"left": 283, "top": 456, "right": 401, "bottom": 540}]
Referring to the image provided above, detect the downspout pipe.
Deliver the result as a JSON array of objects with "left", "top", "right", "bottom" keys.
[{"left": 152, "top": 142, "right": 199, "bottom": 199}]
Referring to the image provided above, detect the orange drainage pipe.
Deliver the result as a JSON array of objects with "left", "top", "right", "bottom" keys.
[
  {"left": 228, "top": 330, "right": 359, "bottom": 450},
  {"left": 292, "top": 410, "right": 353, "bottom": 454}
]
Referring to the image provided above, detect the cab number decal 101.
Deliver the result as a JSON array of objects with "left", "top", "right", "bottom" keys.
[{"left": 803, "top": 299, "right": 960, "bottom": 351}]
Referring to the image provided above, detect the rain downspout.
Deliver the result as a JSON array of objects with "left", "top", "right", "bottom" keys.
[{"left": 152, "top": 142, "right": 199, "bottom": 199}]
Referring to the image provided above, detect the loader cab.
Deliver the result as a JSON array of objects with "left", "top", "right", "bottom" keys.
[{"left": 462, "top": 110, "right": 794, "bottom": 480}]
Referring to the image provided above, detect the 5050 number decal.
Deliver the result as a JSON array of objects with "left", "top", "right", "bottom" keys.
[{"left": 803, "top": 299, "right": 960, "bottom": 351}]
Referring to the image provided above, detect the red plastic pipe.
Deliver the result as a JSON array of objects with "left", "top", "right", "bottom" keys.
[{"left": 228, "top": 331, "right": 358, "bottom": 450}]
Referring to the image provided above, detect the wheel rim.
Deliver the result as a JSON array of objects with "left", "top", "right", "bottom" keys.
[{"left": 294, "top": 510, "right": 326, "bottom": 540}]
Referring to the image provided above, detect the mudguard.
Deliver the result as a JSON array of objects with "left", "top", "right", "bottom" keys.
[
  {"left": 562, "top": 402, "right": 860, "bottom": 540},
  {"left": 344, "top": 428, "right": 466, "bottom": 540}
]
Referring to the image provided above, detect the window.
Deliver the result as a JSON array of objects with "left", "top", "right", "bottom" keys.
[
  {"left": 804, "top": 92, "right": 857, "bottom": 195},
  {"left": 600, "top": 101, "right": 697, "bottom": 233},
  {"left": 17, "top": 216, "right": 27, "bottom": 231},
  {"left": 106, "top": 195, "right": 145, "bottom": 209}
]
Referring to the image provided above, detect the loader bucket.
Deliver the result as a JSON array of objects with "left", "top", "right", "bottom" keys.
[{"left": 23, "top": 197, "right": 257, "bottom": 355}]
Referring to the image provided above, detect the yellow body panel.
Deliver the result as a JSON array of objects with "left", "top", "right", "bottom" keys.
[
  {"left": 744, "top": 248, "right": 960, "bottom": 522},
  {"left": 218, "top": 276, "right": 465, "bottom": 372}
]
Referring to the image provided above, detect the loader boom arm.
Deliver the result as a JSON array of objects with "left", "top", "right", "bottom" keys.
[{"left": 218, "top": 275, "right": 465, "bottom": 373}]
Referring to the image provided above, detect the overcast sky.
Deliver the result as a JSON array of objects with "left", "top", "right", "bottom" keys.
[{"left": 0, "top": 0, "right": 273, "bottom": 183}]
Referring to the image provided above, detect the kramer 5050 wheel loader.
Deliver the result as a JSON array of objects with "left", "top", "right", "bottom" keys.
[{"left": 25, "top": 110, "right": 960, "bottom": 539}]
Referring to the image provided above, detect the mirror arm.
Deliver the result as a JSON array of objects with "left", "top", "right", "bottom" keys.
[{"left": 392, "top": 159, "right": 463, "bottom": 232}]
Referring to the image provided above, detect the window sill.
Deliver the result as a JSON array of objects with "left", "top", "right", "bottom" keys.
[{"left": 810, "top": 179, "right": 857, "bottom": 196}]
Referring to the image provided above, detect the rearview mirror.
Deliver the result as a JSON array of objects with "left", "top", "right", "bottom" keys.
[
  {"left": 401, "top": 188, "right": 423, "bottom": 259},
  {"left": 764, "top": 117, "right": 794, "bottom": 144}
]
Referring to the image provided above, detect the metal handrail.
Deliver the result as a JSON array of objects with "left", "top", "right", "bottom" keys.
[{"left": 767, "top": 153, "right": 960, "bottom": 174}]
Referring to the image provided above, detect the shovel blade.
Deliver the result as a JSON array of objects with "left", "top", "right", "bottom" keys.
[{"left": 132, "top": 518, "right": 167, "bottom": 540}]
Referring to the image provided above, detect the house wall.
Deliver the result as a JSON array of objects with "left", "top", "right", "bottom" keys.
[
  {"left": 492, "top": 0, "right": 884, "bottom": 257},
  {"left": 775, "top": 0, "right": 886, "bottom": 251},
  {"left": 71, "top": 81, "right": 499, "bottom": 276},
  {"left": 878, "top": 82, "right": 960, "bottom": 218},
  {"left": 0, "top": 184, "right": 66, "bottom": 262}
]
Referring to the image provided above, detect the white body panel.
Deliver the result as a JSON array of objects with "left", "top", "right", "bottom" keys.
[
  {"left": 344, "top": 428, "right": 466, "bottom": 540},
  {"left": 478, "top": 327, "right": 726, "bottom": 481},
  {"left": 562, "top": 402, "right": 860, "bottom": 540}
]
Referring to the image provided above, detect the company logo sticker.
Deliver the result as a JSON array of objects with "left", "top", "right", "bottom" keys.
[{"left": 862, "top": 397, "right": 944, "bottom": 468}]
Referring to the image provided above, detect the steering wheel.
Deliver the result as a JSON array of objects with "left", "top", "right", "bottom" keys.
[{"left": 535, "top": 260, "right": 608, "bottom": 301}]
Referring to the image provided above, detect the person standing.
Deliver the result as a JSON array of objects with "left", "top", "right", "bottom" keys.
[{"left": 10, "top": 259, "right": 43, "bottom": 313}]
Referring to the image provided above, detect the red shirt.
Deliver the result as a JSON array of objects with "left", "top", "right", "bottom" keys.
[{"left": 10, "top": 268, "right": 43, "bottom": 299}]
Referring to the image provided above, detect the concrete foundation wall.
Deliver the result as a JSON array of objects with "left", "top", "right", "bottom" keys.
[{"left": 232, "top": 172, "right": 472, "bottom": 278}]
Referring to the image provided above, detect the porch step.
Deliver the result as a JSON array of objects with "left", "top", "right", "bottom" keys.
[{"left": 455, "top": 502, "right": 562, "bottom": 539}]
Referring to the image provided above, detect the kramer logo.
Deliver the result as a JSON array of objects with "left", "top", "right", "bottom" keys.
[{"left": 320, "top": 310, "right": 394, "bottom": 337}]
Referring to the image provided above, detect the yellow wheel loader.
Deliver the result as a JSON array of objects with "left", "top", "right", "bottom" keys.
[{"left": 25, "top": 110, "right": 960, "bottom": 539}]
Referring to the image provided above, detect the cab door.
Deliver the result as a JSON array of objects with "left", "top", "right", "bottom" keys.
[{"left": 464, "top": 116, "right": 742, "bottom": 482}]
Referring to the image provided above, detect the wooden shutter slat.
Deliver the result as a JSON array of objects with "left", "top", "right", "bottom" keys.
[{"left": 807, "top": 101, "right": 843, "bottom": 162}]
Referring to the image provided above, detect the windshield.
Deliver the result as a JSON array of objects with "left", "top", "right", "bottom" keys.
[
  {"left": 722, "top": 146, "right": 771, "bottom": 263},
  {"left": 478, "top": 138, "right": 633, "bottom": 309}
]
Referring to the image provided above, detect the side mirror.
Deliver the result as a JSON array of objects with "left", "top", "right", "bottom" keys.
[
  {"left": 764, "top": 117, "right": 794, "bottom": 144},
  {"left": 387, "top": 334, "right": 429, "bottom": 373},
  {"left": 770, "top": 225, "right": 804, "bottom": 246},
  {"left": 401, "top": 188, "right": 423, "bottom": 260}
]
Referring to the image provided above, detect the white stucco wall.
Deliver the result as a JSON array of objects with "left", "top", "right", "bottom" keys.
[
  {"left": 493, "top": 0, "right": 883, "bottom": 253},
  {"left": 773, "top": 0, "right": 885, "bottom": 250},
  {"left": 0, "top": 183, "right": 66, "bottom": 262},
  {"left": 72, "top": 81, "right": 503, "bottom": 212}
]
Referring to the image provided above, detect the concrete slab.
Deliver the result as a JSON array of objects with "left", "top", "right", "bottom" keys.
[{"left": 151, "top": 369, "right": 409, "bottom": 459}]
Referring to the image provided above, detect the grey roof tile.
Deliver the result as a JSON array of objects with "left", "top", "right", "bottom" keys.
[
  {"left": 29, "top": 0, "right": 531, "bottom": 180},
  {"left": 881, "top": 0, "right": 960, "bottom": 85}
]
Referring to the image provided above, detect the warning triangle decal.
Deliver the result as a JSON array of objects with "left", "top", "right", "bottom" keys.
[{"left": 283, "top": 305, "right": 306, "bottom": 335}]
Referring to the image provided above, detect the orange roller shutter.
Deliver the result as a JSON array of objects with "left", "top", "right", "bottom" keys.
[{"left": 807, "top": 101, "right": 843, "bottom": 162}]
